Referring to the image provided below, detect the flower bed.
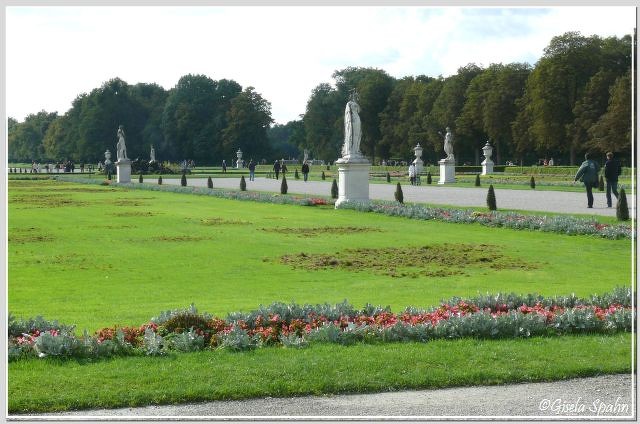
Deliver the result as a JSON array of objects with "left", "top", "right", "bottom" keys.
[
  {"left": 8, "top": 287, "right": 633, "bottom": 360},
  {"left": 336, "top": 200, "right": 632, "bottom": 239}
]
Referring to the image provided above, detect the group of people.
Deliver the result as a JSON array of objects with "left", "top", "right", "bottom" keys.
[
  {"left": 575, "top": 152, "right": 622, "bottom": 208},
  {"left": 20, "top": 160, "right": 95, "bottom": 173}
]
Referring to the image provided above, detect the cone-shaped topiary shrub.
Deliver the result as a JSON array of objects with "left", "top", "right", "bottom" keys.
[
  {"left": 295, "top": 169, "right": 299, "bottom": 179},
  {"left": 139, "top": 174, "right": 143, "bottom": 183},
  {"left": 321, "top": 171, "right": 326, "bottom": 180},
  {"left": 386, "top": 172, "right": 391, "bottom": 183},
  {"left": 427, "top": 172, "right": 432, "bottom": 184},
  {"left": 395, "top": 182, "right": 404, "bottom": 204},
  {"left": 475, "top": 174, "right": 481, "bottom": 187},
  {"left": 181, "top": 173, "right": 187, "bottom": 187},
  {"left": 530, "top": 176, "right": 536, "bottom": 189},
  {"left": 598, "top": 175, "right": 604, "bottom": 191},
  {"left": 158, "top": 176, "right": 162, "bottom": 185},
  {"left": 326, "top": 165, "right": 330, "bottom": 171},
  {"left": 240, "top": 175, "right": 247, "bottom": 191},
  {"left": 207, "top": 176, "right": 213, "bottom": 189},
  {"left": 617, "top": 188, "right": 629, "bottom": 221},
  {"left": 280, "top": 175, "right": 288, "bottom": 194},
  {"left": 487, "top": 184, "right": 497, "bottom": 210},
  {"left": 331, "top": 179, "right": 339, "bottom": 199}
]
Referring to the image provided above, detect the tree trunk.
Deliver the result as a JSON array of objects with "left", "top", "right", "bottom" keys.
[{"left": 570, "top": 145, "right": 576, "bottom": 166}]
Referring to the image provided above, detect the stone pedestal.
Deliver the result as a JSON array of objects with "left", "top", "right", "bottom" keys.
[
  {"left": 438, "top": 159, "right": 455, "bottom": 184},
  {"left": 481, "top": 159, "right": 494, "bottom": 175},
  {"left": 335, "top": 156, "right": 370, "bottom": 208},
  {"left": 116, "top": 159, "right": 131, "bottom": 183}
]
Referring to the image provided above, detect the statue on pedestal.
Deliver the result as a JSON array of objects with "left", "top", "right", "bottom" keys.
[
  {"left": 342, "top": 89, "right": 362, "bottom": 158},
  {"left": 116, "top": 125, "right": 128, "bottom": 161},
  {"left": 149, "top": 145, "right": 156, "bottom": 163}
]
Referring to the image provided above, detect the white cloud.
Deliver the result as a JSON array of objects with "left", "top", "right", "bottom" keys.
[{"left": 6, "top": 6, "right": 635, "bottom": 125}]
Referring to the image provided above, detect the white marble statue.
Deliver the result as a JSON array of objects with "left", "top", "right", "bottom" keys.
[
  {"left": 342, "top": 90, "right": 362, "bottom": 158},
  {"left": 116, "top": 125, "right": 128, "bottom": 161},
  {"left": 150, "top": 145, "right": 156, "bottom": 163},
  {"left": 303, "top": 149, "right": 309, "bottom": 163},
  {"left": 441, "top": 127, "right": 454, "bottom": 161}
]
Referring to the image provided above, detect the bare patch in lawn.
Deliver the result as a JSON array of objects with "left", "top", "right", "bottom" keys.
[
  {"left": 262, "top": 226, "right": 383, "bottom": 237},
  {"left": 199, "top": 217, "right": 252, "bottom": 226},
  {"left": 9, "top": 227, "right": 54, "bottom": 244},
  {"left": 280, "top": 243, "right": 537, "bottom": 278}
]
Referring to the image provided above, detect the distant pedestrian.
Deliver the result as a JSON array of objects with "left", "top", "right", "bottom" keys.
[
  {"left": 301, "top": 161, "right": 310, "bottom": 182},
  {"left": 222, "top": 159, "right": 227, "bottom": 173},
  {"left": 604, "top": 152, "right": 622, "bottom": 208},
  {"left": 574, "top": 152, "right": 600, "bottom": 208},
  {"left": 281, "top": 160, "right": 288, "bottom": 176},
  {"left": 408, "top": 163, "right": 416, "bottom": 185},
  {"left": 248, "top": 159, "right": 256, "bottom": 181},
  {"left": 273, "top": 160, "right": 281, "bottom": 180}
]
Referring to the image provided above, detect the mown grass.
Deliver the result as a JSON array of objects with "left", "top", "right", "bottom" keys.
[
  {"left": 8, "top": 334, "right": 632, "bottom": 414},
  {"left": 8, "top": 179, "right": 632, "bottom": 330},
  {"left": 7, "top": 179, "right": 633, "bottom": 413}
]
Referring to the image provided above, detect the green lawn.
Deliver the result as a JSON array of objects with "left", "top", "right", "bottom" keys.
[
  {"left": 7, "top": 178, "right": 634, "bottom": 413},
  {"left": 8, "top": 334, "right": 632, "bottom": 413},
  {"left": 8, "top": 179, "right": 632, "bottom": 330}
]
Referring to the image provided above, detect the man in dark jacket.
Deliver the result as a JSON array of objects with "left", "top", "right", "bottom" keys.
[
  {"left": 604, "top": 152, "right": 622, "bottom": 208},
  {"left": 301, "top": 161, "right": 310, "bottom": 182},
  {"left": 574, "top": 152, "right": 600, "bottom": 208}
]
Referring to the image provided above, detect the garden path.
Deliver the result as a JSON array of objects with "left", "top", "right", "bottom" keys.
[
  {"left": 29, "top": 373, "right": 633, "bottom": 418},
  {"left": 152, "top": 176, "right": 635, "bottom": 217}
]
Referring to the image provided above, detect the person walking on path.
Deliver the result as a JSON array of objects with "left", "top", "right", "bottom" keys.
[
  {"left": 301, "top": 161, "right": 310, "bottom": 182},
  {"left": 248, "top": 159, "right": 256, "bottom": 181},
  {"left": 574, "top": 152, "right": 600, "bottom": 208},
  {"left": 281, "top": 160, "right": 288, "bottom": 177},
  {"left": 408, "top": 163, "right": 417, "bottom": 186},
  {"left": 604, "top": 152, "right": 622, "bottom": 208},
  {"left": 273, "top": 160, "right": 281, "bottom": 180}
]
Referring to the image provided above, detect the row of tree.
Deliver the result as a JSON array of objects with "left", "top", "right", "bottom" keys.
[
  {"left": 9, "top": 75, "right": 273, "bottom": 164},
  {"left": 8, "top": 31, "right": 633, "bottom": 166},
  {"left": 276, "top": 31, "right": 633, "bottom": 166}
]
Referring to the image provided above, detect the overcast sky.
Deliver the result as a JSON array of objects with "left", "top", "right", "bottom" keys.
[{"left": 6, "top": 6, "right": 636, "bottom": 125}]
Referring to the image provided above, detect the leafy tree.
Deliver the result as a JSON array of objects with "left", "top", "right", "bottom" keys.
[
  {"left": 222, "top": 86, "right": 273, "bottom": 162},
  {"left": 304, "top": 83, "right": 343, "bottom": 162},
  {"left": 162, "top": 74, "right": 220, "bottom": 161},
  {"left": 130, "top": 83, "right": 169, "bottom": 161},
  {"left": 587, "top": 72, "right": 631, "bottom": 154},
  {"left": 268, "top": 121, "right": 303, "bottom": 160},
  {"left": 8, "top": 111, "right": 58, "bottom": 161},
  {"left": 425, "top": 64, "right": 482, "bottom": 163},
  {"left": 523, "top": 32, "right": 625, "bottom": 164}
]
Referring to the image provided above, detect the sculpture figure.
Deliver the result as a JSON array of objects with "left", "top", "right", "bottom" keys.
[
  {"left": 440, "top": 127, "right": 454, "bottom": 161},
  {"left": 150, "top": 145, "right": 156, "bottom": 163},
  {"left": 116, "top": 125, "right": 128, "bottom": 161},
  {"left": 342, "top": 90, "right": 362, "bottom": 158}
]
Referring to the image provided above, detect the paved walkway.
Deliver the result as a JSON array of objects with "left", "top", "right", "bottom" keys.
[
  {"left": 151, "top": 176, "right": 635, "bottom": 217},
  {"left": 27, "top": 374, "right": 634, "bottom": 418}
]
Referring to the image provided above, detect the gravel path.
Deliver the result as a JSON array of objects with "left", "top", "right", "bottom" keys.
[
  {"left": 25, "top": 374, "right": 634, "bottom": 418},
  {"left": 150, "top": 176, "right": 635, "bottom": 217}
]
